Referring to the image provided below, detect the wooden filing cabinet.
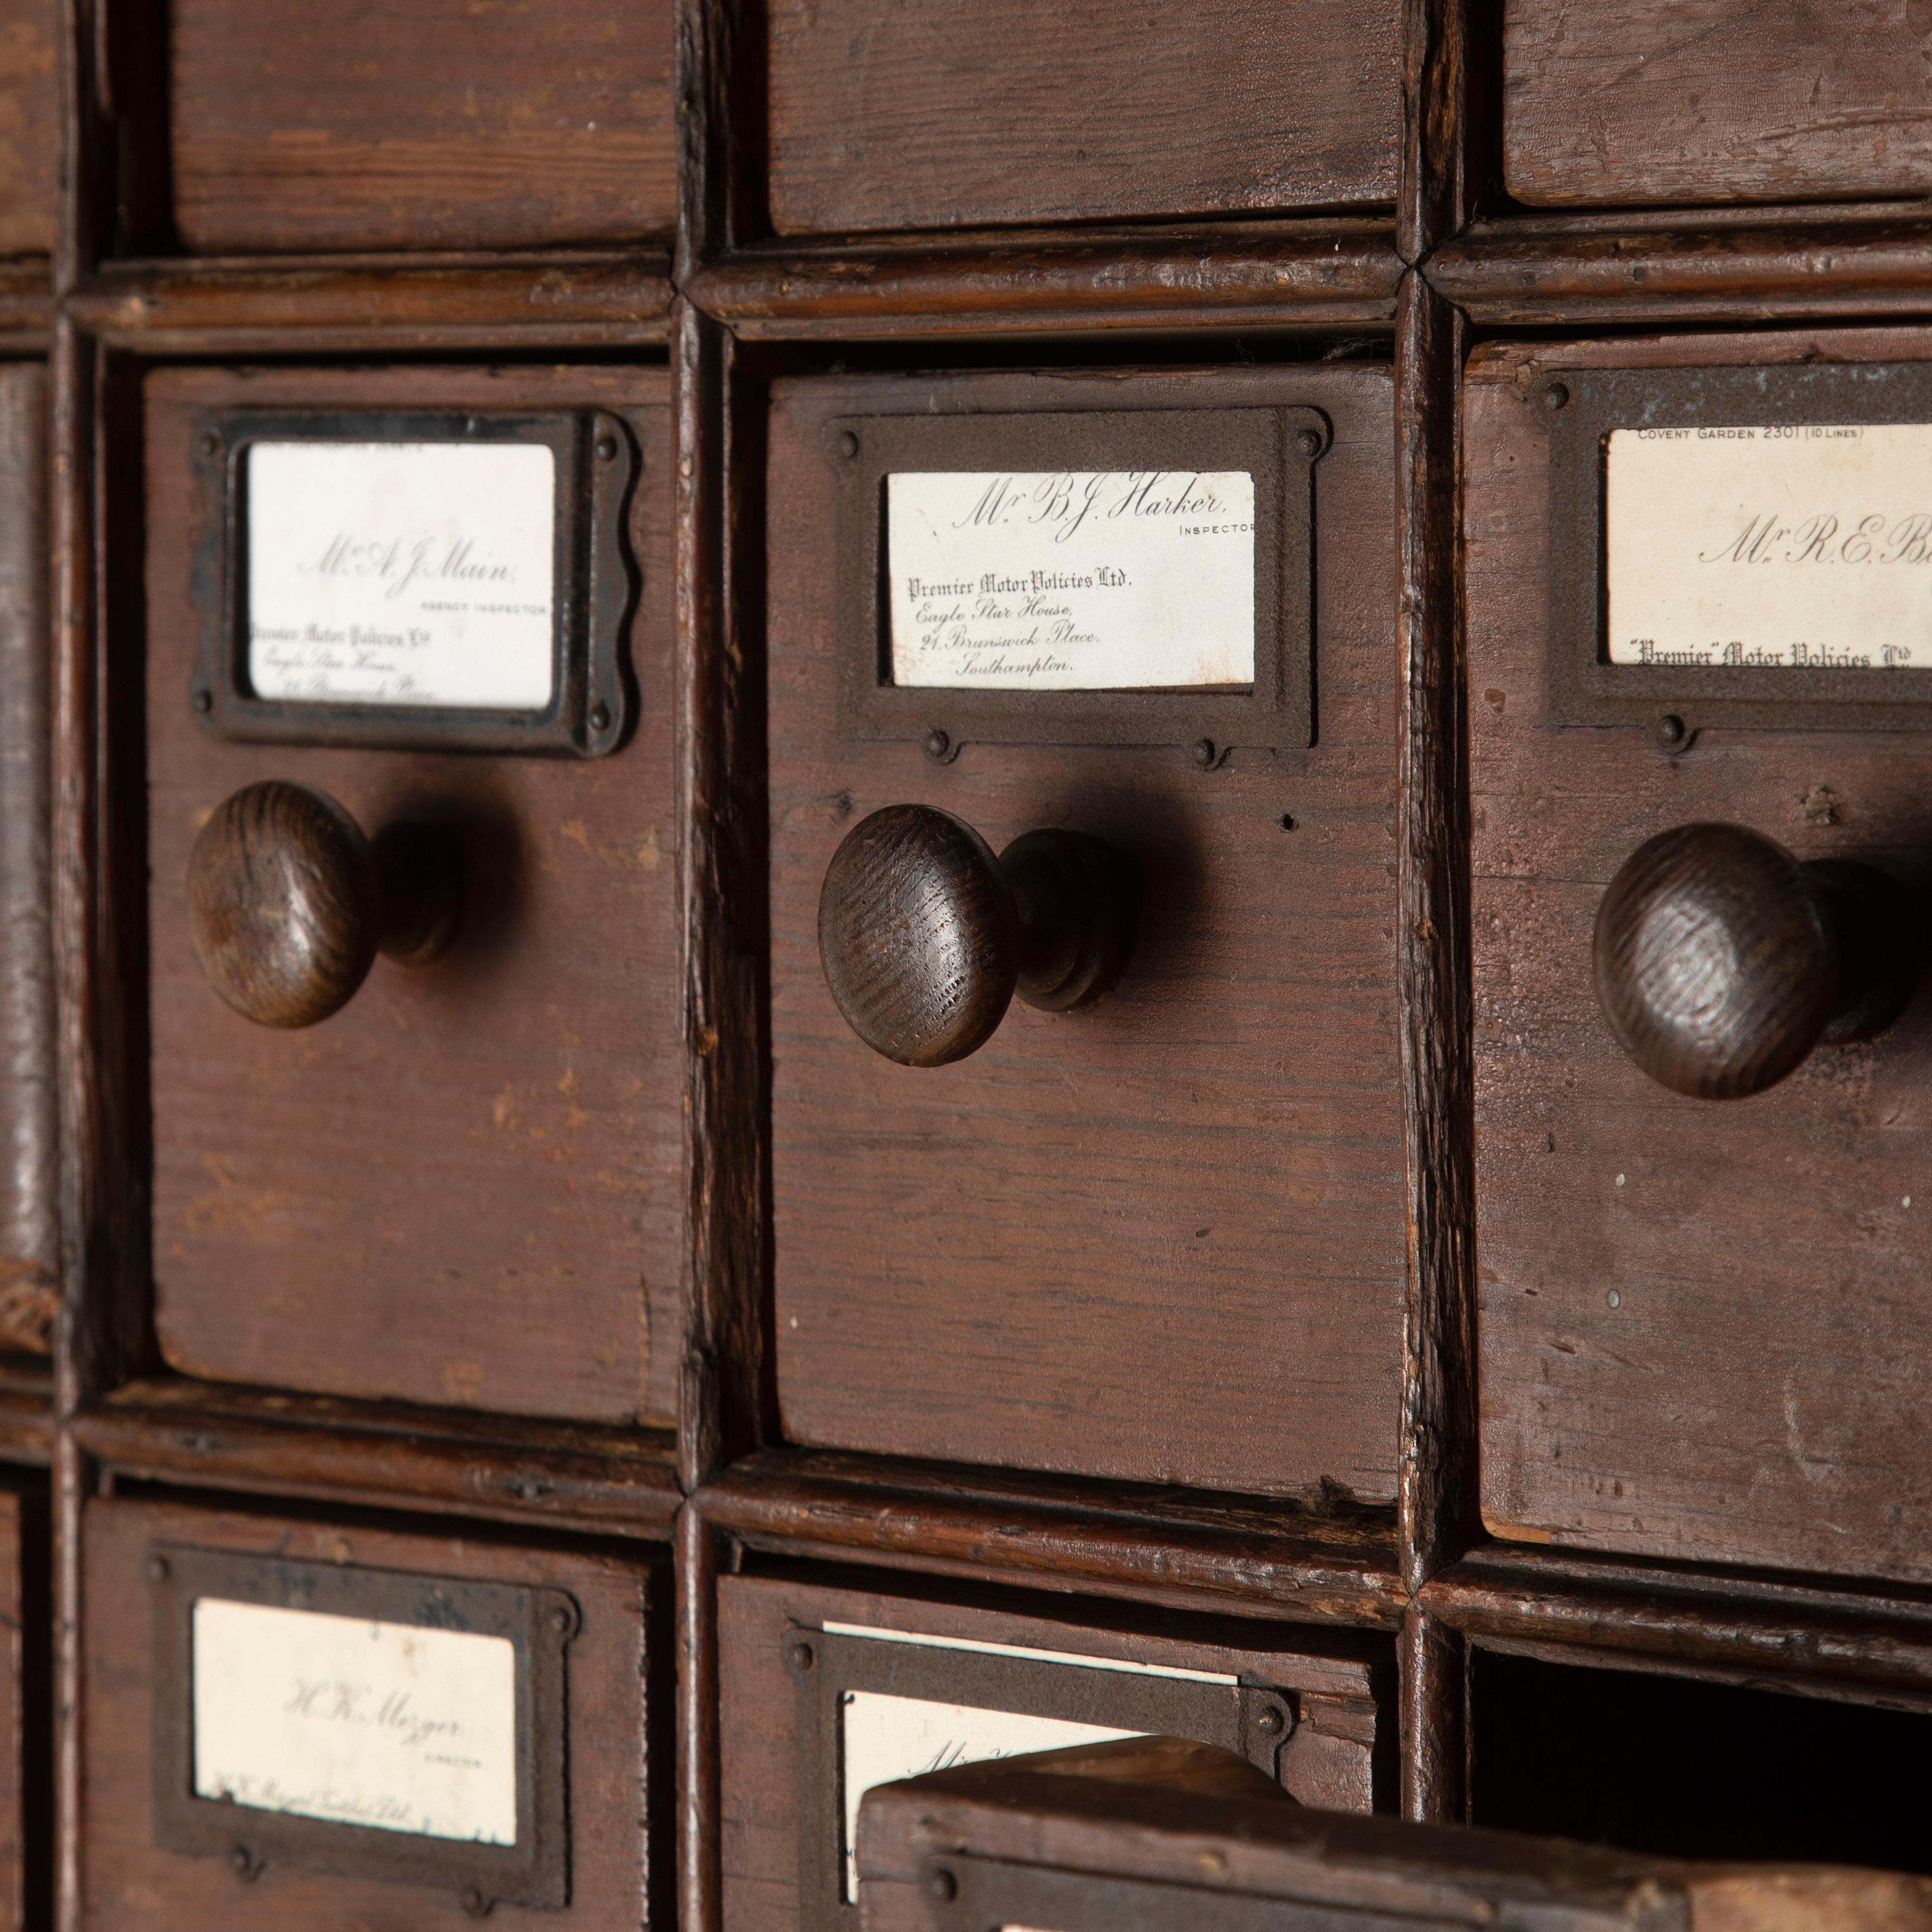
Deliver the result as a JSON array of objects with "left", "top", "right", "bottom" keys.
[
  {"left": 1468, "top": 326, "right": 1932, "bottom": 1586},
  {"left": 140, "top": 362, "right": 681, "bottom": 1424},
  {"left": 81, "top": 1497, "right": 665, "bottom": 1927},
  {"left": 718, "top": 1571, "right": 1387, "bottom": 1932},
  {"left": 767, "top": 364, "right": 1405, "bottom": 1499}
]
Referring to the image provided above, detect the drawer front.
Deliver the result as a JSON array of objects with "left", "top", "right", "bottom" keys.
[
  {"left": 0, "top": 365, "right": 54, "bottom": 1356},
  {"left": 766, "top": 0, "right": 1399, "bottom": 234},
  {"left": 1505, "top": 1, "right": 1932, "bottom": 209},
  {"left": 0, "top": 0, "right": 55, "bottom": 257},
  {"left": 1470, "top": 327, "right": 1932, "bottom": 1583},
  {"left": 718, "top": 1572, "right": 1385, "bottom": 1932},
  {"left": 82, "top": 1497, "right": 661, "bottom": 1927},
  {"left": 144, "top": 363, "right": 681, "bottom": 1425},
  {"left": 767, "top": 365, "right": 1404, "bottom": 1499},
  {"left": 0, "top": 1485, "right": 43, "bottom": 1928},
  {"left": 167, "top": 0, "right": 676, "bottom": 253}
]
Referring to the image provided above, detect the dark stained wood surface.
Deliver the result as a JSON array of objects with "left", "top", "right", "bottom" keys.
[
  {"left": 0, "top": 0, "right": 55, "bottom": 260},
  {"left": 1469, "top": 325, "right": 1932, "bottom": 1585},
  {"left": 0, "top": 1489, "right": 24, "bottom": 1925},
  {"left": 167, "top": 0, "right": 677, "bottom": 255},
  {"left": 764, "top": 0, "right": 1401, "bottom": 235},
  {"left": 0, "top": 364, "right": 55, "bottom": 1355},
  {"left": 768, "top": 366, "right": 1405, "bottom": 1502},
  {"left": 719, "top": 1571, "right": 1384, "bottom": 1932},
  {"left": 1504, "top": 0, "right": 1932, "bottom": 210},
  {"left": 145, "top": 364, "right": 681, "bottom": 1426},
  {"left": 80, "top": 1495, "right": 660, "bottom": 1930},
  {"left": 858, "top": 1739, "right": 1932, "bottom": 1932}
]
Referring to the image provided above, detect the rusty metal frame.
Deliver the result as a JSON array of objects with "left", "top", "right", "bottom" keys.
[
  {"left": 149, "top": 1544, "right": 578, "bottom": 1913},
  {"left": 785, "top": 1622, "right": 1296, "bottom": 1932},
  {"left": 187, "top": 405, "right": 638, "bottom": 757},
  {"left": 831, "top": 404, "right": 1326, "bottom": 753},
  {"left": 1545, "top": 359, "right": 1932, "bottom": 735}
]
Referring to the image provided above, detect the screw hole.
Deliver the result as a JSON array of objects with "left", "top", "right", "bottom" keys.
[{"left": 1278, "top": 813, "right": 1296, "bottom": 831}]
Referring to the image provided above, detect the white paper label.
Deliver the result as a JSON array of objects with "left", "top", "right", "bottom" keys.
[
  {"left": 840, "top": 1692, "right": 1135, "bottom": 1902},
  {"left": 246, "top": 440, "right": 556, "bottom": 709},
  {"left": 191, "top": 1597, "right": 518, "bottom": 1844},
  {"left": 828, "top": 1623, "right": 1238, "bottom": 1902},
  {"left": 887, "top": 470, "right": 1255, "bottom": 690},
  {"left": 1607, "top": 422, "right": 1932, "bottom": 669}
]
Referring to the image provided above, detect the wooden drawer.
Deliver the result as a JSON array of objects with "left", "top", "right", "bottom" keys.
[
  {"left": 766, "top": 365, "right": 1404, "bottom": 1499},
  {"left": 0, "top": 366, "right": 54, "bottom": 1358},
  {"left": 81, "top": 1497, "right": 663, "bottom": 1928},
  {"left": 166, "top": 0, "right": 676, "bottom": 254},
  {"left": 0, "top": 0, "right": 55, "bottom": 258},
  {"left": 143, "top": 363, "right": 680, "bottom": 1424},
  {"left": 766, "top": 0, "right": 1399, "bottom": 235},
  {"left": 1504, "top": 1, "right": 1932, "bottom": 209},
  {"left": 718, "top": 1571, "right": 1386, "bottom": 1932},
  {"left": 0, "top": 1484, "right": 44, "bottom": 1928},
  {"left": 1468, "top": 326, "right": 1932, "bottom": 1584}
]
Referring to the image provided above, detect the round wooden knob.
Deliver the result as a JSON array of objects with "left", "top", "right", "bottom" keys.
[
  {"left": 1594, "top": 821, "right": 1916, "bottom": 1100},
  {"left": 818, "top": 805, "right": 1134, "bottom": 1066},
  {"left": 187, "top": 781, "right": 461, "bottom": 1029}
]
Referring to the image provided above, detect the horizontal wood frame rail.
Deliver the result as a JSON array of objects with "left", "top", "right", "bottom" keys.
[{"left": 70, "top": 1378, "right": 681, "bottom": 1534}]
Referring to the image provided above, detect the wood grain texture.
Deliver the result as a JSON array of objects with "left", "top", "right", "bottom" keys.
[
  {"left": 699, "top": 1448, "right": 1405, "bottom": 1627},
  {"left": 0, "top": 365, "right": 55, "bottom": 1354},
  {"left": 1468, "top": 326, "right": 1932, "bottom": 1584},
  {"left": 79, "top": 1496, "right": 660, "bottom": 1931},
  {"left": 764, "top": 0, "right": 1401, "bottom": 235},
  {"left": 167, "top": 0, "right": 677, "bottom": 254},
  {"left": 718, "top": 1571, "right": 1385, "bottom": 1932},
  {"left": 144, "top": 364, "right": 681, "bottom": 1425},
  {"left": 72, "top": 1376, "right": 679, "bottom": 1534},
  {"left": 0, "top": 1489, "right": 26, "bottom": 1927},
  {"left": 0, "top": 0, "right": 55, "bottom": 258},
  {"left": 768, "top": 366, "right": 1404, "bottom": 1502},
  {"left": 858, "top": 1744, "right": 1932, "bottom": 1932},
  {"left": 1505, "top": 0, "right": 1932, "bottom": 210}
]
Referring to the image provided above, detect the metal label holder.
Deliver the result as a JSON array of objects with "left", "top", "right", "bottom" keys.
[
  {"left": 189, "top": 406, "right": 638, "bottom": 757},
  {"left": 1545, "top": 359, "right": 1932, "bottom": 735},
  {"left": 785, "top": 1622, "right": 1295, "bottom": 1932},
  {"left": 150, "top": 1545, "right": 577, "bottom": 1913},
  {"left": 831, "top": 406, "right": 1326, "bottom": 753}
]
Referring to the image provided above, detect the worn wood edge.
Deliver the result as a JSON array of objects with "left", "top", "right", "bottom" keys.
[
  {"left": 1396, "top": 270, "right": 1476, "bottom": 1595},
  {"left": 676, "top": 299, "right": 770, "bottom": 1489},
  {"left": 1399, "top": 0, "right": 1470, "bottom": 265},
  {"left": 0, "top": 1372, "right": 54, "bottom": 1467},
  {"left": 677, "top": 1502, "right": 722, "bottom": 1932},
  {"left": 66, "top": 254, "right": 674, "bottom": 348},
  {"left": 1428, "top": 221, "right": 1932, "bottom": 323},
  {"left": 71, "top": 1378, "right": 681, "bottom": 1533},
  {"left": 694, "top": 1452, "right": 1405, "bottom": 1626},
  {"left": 1399, "top": 1603, "right": 1465, "bottom": 1824},
  {"left": 676, "top": 0, "right": 765, "bottom": 277},
  {"left": 0, "top": 260, "right": 52, "bottom": 346},
  {"left": 1423, "top": 1548, "right": 1932, "bottom": 1701},
  {"left": 685, "top": 228, "right": 1405, "bottom": 332}
]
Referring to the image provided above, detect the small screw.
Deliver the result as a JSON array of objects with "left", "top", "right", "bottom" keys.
[
  {"left": 551, "top": 1605, "right": 573, "bottom": 1634},
  {"left": 147, "top": 1554, "right": 170, "bottom": 1583},
  {"left": 1191, "top": 737, "right": 1218, "bottom": 770},
  {"left": 591, "top": 701, "right": 612, "bottom": 732},
  {"left": 785, "top": 1635, "right": 817, "bottom": 1673},
  {"left": 1607, "top": 1289, "right": 1622, "bottom": 1309},
  {"left": 1542, "top": 382, "right": 1569, "bottom": 412},
  {"left": 594, "top": 435, "right": 618, "bottom": 462},
  {"left": 838, "top": 430, "right": 860, "bottom": 459},
  {"left": 923, "top": 726, "right": 951, "bottom": 761},
  {"left": 191, "top": 688, "right": 213, "bottom": 715},
  {"left": 231, "top": 1844, "right": 258, "bottom": 1882},
  {"left": 1256, "top": 1705, "right": 1285, "bottom": 1736},
  {"left": 460, "top": 1883, "right": 492, "bottom": 1918},
  {"left": 1656, "top": 712, "right": 1687, "bottom": 750},
  {"left": 198, "top": 430, "right": 222, "bottom": 459},
  {"left": 1294, "top": 426, "right": 1322, "bottom": 460},
  {"left": 927, "top": 1868, "right": 958, "bottom": 1904}
]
